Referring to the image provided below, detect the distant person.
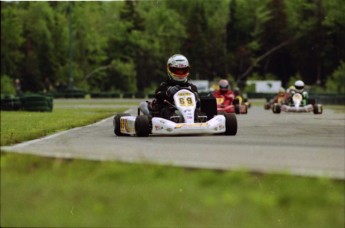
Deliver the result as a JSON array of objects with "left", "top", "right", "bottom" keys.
[
  {"left": 14, "top": 78, "right": 22, "bottom": 95},
  {"left": 44, "top": 77, "right": 52, "bottom": 93},
  {"left": 213, "top": 79, "right": 235, "bottom": 107},
  {"left": 273, "top": 87, "right": 287, "bottom": 104},
  {"left": 289, "top": 80, "right": 309, "bottom": 106}
]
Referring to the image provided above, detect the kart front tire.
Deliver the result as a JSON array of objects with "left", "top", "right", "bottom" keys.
[
  {"left": 114, "top": 113, "right": 130, "bottom": 136},
  {"left": 224, "top": 113, "right": 237, "bottom": 136},
  {"left": 313, "top": 104, "right": 323, "bottom": 114},
  {"left": 272, "top": 104, "right": 281, "bottom": 114},
  {"left": 135, "top": 115, "right": 151, "bottom": 137},
  {"left": 235, "top": 105, "right": 240, "bottom": 114}
]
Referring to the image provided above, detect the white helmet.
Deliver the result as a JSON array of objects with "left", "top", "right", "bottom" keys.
[
  {"left": 167, "top": 54, "right": 190, "bottom": 83},
  {"left": 294, "top": 80, "right": 305, "bottom": 92}
]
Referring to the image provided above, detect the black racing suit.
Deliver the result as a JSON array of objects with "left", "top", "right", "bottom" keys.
[{"left": 151, "top": 79, "right": 200, "bottom": 118}]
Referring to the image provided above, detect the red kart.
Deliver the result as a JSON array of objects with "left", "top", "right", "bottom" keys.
[{"left": 214, "top": 95, "right": 248, "bottom": 114}]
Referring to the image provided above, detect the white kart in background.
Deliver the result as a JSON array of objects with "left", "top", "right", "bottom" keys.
[
  {"left": 272, "top": 93, "right": 323, "bottom": 114},
  {"left": 113, "top": 88, "right": 237, "bottom": 137}
]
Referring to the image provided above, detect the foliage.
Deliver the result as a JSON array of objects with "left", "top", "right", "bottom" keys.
[
  {"left": 0, "top": 75, "right": 16, "bottom": 94},
  {"left": 326, "top": 61, "right": 345, "bottom": 93},
  {"left": 1, "top": 0, "right": 344, "bottom": 93}
]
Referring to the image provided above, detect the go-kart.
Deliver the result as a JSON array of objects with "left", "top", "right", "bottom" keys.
[
  {"left": 113, "top": 88, "right": 237, "bottom": 137},
  {"left": 264, "top": 96, "right": 286, "bottom": 110},
  {"left": 235, "top": 95, "right": 251, "bottom": 109},
  {"left": 272, "top": 93, "right": 323, "bottom": 114},
  {"left": 214, "top": 95, "right": 248, "bottom": 114}
]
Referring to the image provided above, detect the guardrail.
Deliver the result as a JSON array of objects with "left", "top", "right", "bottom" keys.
[
  {"left": 2, "top": 92, "right": 343, "bottom": 112},
  {"left": 247, "top": 92, "right": 345, "bottom": 105},
  {"left": 1, "top": 94, "right": 53, "bottom": 112}
]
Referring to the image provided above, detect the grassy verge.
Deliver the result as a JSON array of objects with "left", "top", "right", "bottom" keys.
[
  {"left": 0, "top": 108, "right": 126, "bottom": 146},
  {"left": 1, "top": 153, "right": 344, "bottom": 227},
  {"left": 1, "top": 99, "right": 344, "bottom": 227}
]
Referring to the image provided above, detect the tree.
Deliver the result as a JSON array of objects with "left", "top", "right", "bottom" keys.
[
  {"left": 20, "top": 2, "right": 55, "bottom": 92},
  {"left": 182, "top": 1, "right": 209, "bottom": 79},
  {"left": 254, "top": 0, "right": 294, "bottom": 86},
  {"left": 1, "top": 2, "right": 24, "bottom": 80}
]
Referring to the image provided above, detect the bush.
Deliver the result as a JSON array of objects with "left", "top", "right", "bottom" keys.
[
  {"left": 326, "top": 61, "right": 345, "bottom": 93},
  {"left": 1, "top": 75, "right": 15, "bottom": 94}
]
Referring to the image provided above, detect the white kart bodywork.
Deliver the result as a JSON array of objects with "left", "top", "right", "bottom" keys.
[
  {"left": 273, "top": 93, "right": 322, "bottom": 114},
  {"left": 116, "top": 89, "right": 234, "bottom": 136},
  {"left": 282, "top": 93, "right": 313, "bottom": 112},
  {"left": 119, "top": 115, "right": 226, "bottom": 135}
]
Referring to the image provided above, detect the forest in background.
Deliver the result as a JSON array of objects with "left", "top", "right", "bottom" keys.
[{"left": 1, "top": 0, "right": 344, "bottom": 94}]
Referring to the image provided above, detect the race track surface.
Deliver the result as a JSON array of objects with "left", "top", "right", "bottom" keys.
[{"left": 2, "top": 105, "right": 344, "bottom": 179}]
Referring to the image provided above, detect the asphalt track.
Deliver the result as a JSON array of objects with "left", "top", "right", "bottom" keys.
[{"left": 2, "top": 102, "right": 344, "bottom": 179}]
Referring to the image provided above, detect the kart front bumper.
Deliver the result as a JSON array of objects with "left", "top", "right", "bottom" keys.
[
  {"left": 151, "top": 116, "right": 226, "bottom": 135},
  {"left": 282, "top": 104, "right": 313, "bottom": 112}
]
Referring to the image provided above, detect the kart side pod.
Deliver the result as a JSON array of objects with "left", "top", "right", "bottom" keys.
[{"left": 113, "top": 113, "right": 237, "bottom": 137}]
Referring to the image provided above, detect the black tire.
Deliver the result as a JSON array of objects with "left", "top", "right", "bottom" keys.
[
  {"left": 313, "top": 104, "right": 323, "bottom": 114},
  {"left": 264, "top": 103, "right": 271, "bottom": 110},
  {"left": 113, "top": 113, "right": 131, "bottom": 136},
  {"left": 272, "top": 104, "right": 281, "bottom": 114},
  {"left": 135, "top": 115, "right": 151, "bottom": 137},
  {"left": 224, "top": 113, "right": 237, "bottom": 136},
  {"left": 234, "top": 105, "right": 240, "bottom": 114},
  {"left": 233, "top": 98, "right": 240, "bottom": 105}
]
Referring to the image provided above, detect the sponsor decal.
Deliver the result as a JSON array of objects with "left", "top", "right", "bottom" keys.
[
  {"left": 177, "top": 92, "right": 192, "bottom": 97},
  {"left": 120, "top": 119, "right": 129, "bottom": 132},
  {"left": 216, "top": 98, "right": 224, "bottom": 104},
  {"left": 154, "top": 125, "right": 163, "bottom": 131},
  {"left": 175, "top": 123, "right": 209, "bottom": 129}
]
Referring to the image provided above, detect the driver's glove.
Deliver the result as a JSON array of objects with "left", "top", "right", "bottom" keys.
[{"left": 166, "top": 85, "right": 180, "bottom": 97}]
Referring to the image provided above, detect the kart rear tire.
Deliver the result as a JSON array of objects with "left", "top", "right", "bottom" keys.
[
  {"left": 272, "top": 104, "right": 281, "bottom": 114},
  {"left": 114, "top": 113, "right": 130, "bottom": 136},
  {"left": 264, "top": 103, "right": 271, "bottom": 110},
  {"left": 224, "top": 113, "right": 237, "bottom": 136},
  {"left": 135, "top": 115, "right": 151, "bottom": 137},
  {"left": 235, "top": 105, "right": 240, "bottom": 114},
  {"left": 233, "top": 98, "right": 240, "bottom": 105},
  {"left": 313, "top": 104, "right": 323, "bottom": 114}
]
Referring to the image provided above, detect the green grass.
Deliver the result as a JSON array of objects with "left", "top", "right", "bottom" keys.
[
  {"left": 326, "top": 105, "right": 345, "bottom": 113},
  {"left": 1, "top": 153, "right": 344, "bottom": 228},
  {"left": 1, "top": 99, "right": 344, "bottom": 227},
  {"left": 0, "top": 108, "right": 126, "bottom": 146}
]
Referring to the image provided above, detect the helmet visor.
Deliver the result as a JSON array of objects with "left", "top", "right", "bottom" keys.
[
  {"left": 219, "top": 81, "right": 229, "bottom": 90},
  {"left": 169, "top": 66, "right": 189, "bottom": 76},
  {"left": 295, "top": 85, "right": 304, "bottom": 91}
]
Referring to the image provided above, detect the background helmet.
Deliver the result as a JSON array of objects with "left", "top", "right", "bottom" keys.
[
  {"left": 218, "top": 79, "right": 230, "bottom": 92},
  {"left": 167, "top": 54, "right": 190, "bottom": 83},
  {"left": 234, "top": 87, "right": 240, "bottom": 96},
  {"left": 278, "top": 87, "right": 285, "bottom": 95},
  {"left": 294, "top": 80, "right": 305, "bottom": 92}
]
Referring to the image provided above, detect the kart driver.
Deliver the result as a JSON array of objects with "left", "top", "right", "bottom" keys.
[
  {"left": 213, "top": 79, "right": 235, "bottom": 107},
  {"left": 273, "top": 87, "right": 287, "bottom": 104},
  {"left": 288, "top": 80, "right": 309, "bottom": 106},
  {"left": 139, "top": 54, "right": 199, "bottom": 118}
]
